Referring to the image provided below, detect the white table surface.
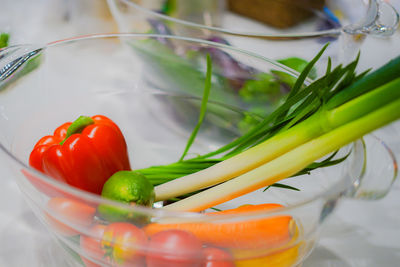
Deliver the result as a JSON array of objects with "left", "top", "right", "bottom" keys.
[{"left": 0, "top": 1, "right": 399, "bottom": 266}]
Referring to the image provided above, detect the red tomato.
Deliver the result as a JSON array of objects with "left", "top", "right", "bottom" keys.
[
  {"left": 80, "top": 224, "right": 106, "bottom": 267},
  {"left": 202, "top": 247, "right": 235, "bottom": 267},
  {"left": 46, "top": 197, "right": 96, "bottom": 236},
  {"left": 146, "top": 229, "right": 203, "bottom": 267},
  {"left": 101, "top": 222, "right": 148, "bottom": 267}
]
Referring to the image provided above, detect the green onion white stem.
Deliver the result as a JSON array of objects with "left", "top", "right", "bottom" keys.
[
  {"left": 164, "top": 96, "right": 400, "bottom": 211},
  {"left": 155, "top": 77, "right": 400, "bottom": 202}
]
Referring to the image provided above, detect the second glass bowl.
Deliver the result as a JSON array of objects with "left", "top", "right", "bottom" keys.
[{"left": 107, "top": 0, "right": 399, "bottom": 73}]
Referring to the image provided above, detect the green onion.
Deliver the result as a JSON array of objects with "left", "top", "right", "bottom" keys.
[
  {"left": 156, "top": 77, "right": 400, "bottom": 204},
  {"left": 179, "top": 54, "right": 212, "bottom": 161},
  {"left": 326, "top": 56, "right": 400, "bottom": 109},
  {"left": 136, "top": 48, "right": 400, "bottom": 211},
  {"left": 164, "top": 95, "right": 400, "bottom": 211}
]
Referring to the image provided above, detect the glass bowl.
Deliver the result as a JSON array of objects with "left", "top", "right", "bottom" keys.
[
  {"left": 107, "top": 0, "right": 399, "bottom": 73},
  {"left": 0, "top": 34, "right": 397, "bottom": 267}
]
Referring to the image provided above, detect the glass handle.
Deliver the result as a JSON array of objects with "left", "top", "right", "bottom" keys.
[
  {"left": 345, "top": 134, "right": 398, "bottom": 200},
  {"left": 343, "top": 0, "right": 399, "bottom": 37}
]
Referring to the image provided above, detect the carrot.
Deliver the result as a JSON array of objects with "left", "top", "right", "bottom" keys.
[
  {"left": 144, "top": 204, "right": 293, "bottom": 249},
  {"left": 233, "top": 243, "right": 300, "bottom": 267},
  {"left": 232, "top": 219, "right": 302, "bottom": 266}
]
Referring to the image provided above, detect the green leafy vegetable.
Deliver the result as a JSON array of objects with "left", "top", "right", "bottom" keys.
[
  {"left": 238, "top": 73, "right": 281, "bottom": 103},
  {"left": 161, "top": 0, "right": 177, "bottom": 15},
  {"left": 0, "top": 33, "right": 9, "bottom": 48},
  {"left": 237, "top": 56, "right": 317, "bottom": 133}
]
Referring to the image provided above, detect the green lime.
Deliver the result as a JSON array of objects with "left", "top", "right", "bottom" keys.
[{"left": 98, "top": 171, "right": 155, "bottom": 223}]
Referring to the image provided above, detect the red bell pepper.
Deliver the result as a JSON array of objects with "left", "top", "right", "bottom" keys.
[{"left": 29, "top": 115, "right": 131, "bottom": 194}]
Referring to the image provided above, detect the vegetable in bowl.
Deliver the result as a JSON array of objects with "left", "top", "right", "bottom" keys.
[
  {"left": 29, "top": 115, "right": 131, "bottom": 195},
  {"left": 130, "top": 27, "right": 318, "bottom": 135},
  {"left": 152, "top": 48, "right": 400, "bottom": 211},
  {"left": 1, "top": 33, "right": 396, "bottom": 267},
  {"left": 141, "top": 18, "right": 350, "bottom": 140},
  {"left": 28, "top": 45, "right": 400, "bottom": 213}
]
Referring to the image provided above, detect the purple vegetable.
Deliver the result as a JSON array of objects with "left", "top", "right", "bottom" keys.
[
  {"left": 148, "top": 19, "right": 175, "bottom": 48},
  {"left": 201, "top": 36, "right": 258, "bottom": 90}
]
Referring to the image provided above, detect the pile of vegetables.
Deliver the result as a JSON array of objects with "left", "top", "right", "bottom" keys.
[
  {"left": 139, "top": 48, "right": 400, "bottom": 211},
  {"left": 28, "top": 47, "right": 400, "bottom": 266}
]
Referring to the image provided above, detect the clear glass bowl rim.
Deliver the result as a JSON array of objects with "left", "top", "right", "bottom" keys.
[
  {"left": 110, "top": 0, "right": 375, "bottom": 38},
  {"left": 0, "top": 33, "right": 390, "bottom": 220}
]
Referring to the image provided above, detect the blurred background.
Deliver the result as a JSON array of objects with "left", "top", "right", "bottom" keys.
[{"left": 0, "top": 0, "right": 399, "bottom": 266}]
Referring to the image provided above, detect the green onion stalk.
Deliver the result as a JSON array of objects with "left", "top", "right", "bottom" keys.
[{"left": 137, "top": 47, "right": 400, "bottom": 212}]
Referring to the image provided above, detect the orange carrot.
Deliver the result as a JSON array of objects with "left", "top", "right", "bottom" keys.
[{"left": 144, "top": 204, "right": 293, "bottom": 249}]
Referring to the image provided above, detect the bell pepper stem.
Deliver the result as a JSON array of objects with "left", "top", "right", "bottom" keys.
[{"left": 60, "top": 116, "right": 94, "bottom": 145}]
